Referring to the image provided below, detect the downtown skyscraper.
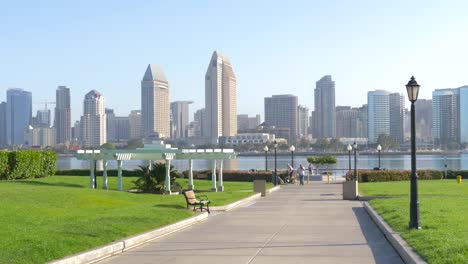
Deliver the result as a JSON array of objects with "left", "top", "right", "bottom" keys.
[
  {"left": 204, "top": 51, "right": 237, "bottom": 144},
  {"left": 264, "top": 94, "right": 298, "bottom": 142},
  {"left": 141, "top": 64, "right": 170, "bottom": 138},
  {"left": 80, "top": 90, "right": 106, "bottom": 148},
  {"left": 367, "top": 90, "right": 405, "bottom": 144},
  {"left": 6, "top": 88, "right": 32, "bottom": 146},
  {"left": 312, "top": 75, "right": 336, "bottom": 139},
  {"left": 170, "top": 101, "right": 193, "bottom": 139},
  {"left": 54, "top": 86, "right": 71, "bottom": 145}
]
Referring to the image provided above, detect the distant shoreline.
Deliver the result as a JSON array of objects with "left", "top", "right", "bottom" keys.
[{"left": 238, "top": 151, "right": 459, "bottom": 157}]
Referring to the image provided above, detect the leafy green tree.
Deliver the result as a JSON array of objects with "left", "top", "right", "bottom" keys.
[
  {"left": 329, "top": 138, "right": 344, "bottom": 152},
  {"left": 133, "top": 163, "right": 182, "bottom": 193},
  {"left": 377, "top": 134, "right": 400, "bottom": 151},
  {"left": 100, "top": 142, "right": 116, "bottom": 150},
  {"left": 307, "top": 155, "right": 337, "bottom": 174},
  {"left": 126, "top": 139, "right": 143, "bottom": 149},
  {"left": 312, "top": 139, "right": 329, "bottom": 152}
]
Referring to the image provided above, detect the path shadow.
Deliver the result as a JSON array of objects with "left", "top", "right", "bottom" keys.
[
  {"left": 13, "top": 180, "right": 84, "bottom": 188},
  {"left": 352, "top": 207, "right": 404, "bottom": 264}
]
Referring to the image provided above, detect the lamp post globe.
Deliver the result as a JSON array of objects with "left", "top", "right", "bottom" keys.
[
  {"left": 289, "top": 145, "right": 296, "bottom": 167},
  {"left": 347, "top": 144, "right": 352, "bottom": 173},
  {"left": 264, "top": 145, "right": 269, "bottom": 171},
  {"left": 406, "top": 76, "right": 421, "bottom": 229},
  {"left": 377, "top": 144, "right": 382, "bottom": 169}
]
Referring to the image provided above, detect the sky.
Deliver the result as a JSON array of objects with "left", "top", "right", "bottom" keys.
[{"left": 1, "top": 0, "right": 468, "bottom": 122}]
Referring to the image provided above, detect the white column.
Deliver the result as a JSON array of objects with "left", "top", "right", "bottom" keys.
[
  {"left": 217, "top": 160, "right": 224, "bottom": 191},
  {"left": 165, "top": 159, "right": 171, "bottom": 194},
  {"left": 211, "top": 160, "right": 217, "bottom": 192},
  {"left": 117, "top": 160, "right": 123, "bottom": 191},
  {"left": 188, "top": 159, "right": 194, "bottom": 190},
  {"left": 89, "top": 160, "right": 95, "bottom": 189},
  {"left": 148, "top": 160, "right": 152, "bottom": 170},
  {"left": 102, "top": 160, "right": 108, "bottom": 190}
]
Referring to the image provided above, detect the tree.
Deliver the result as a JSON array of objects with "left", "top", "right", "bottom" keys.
[
  {"left": 307, "top": 155, "right": 337, "bottom": 174},
  {"left": 376, "top": 134, "right": 399, "bottom": 151},
  {"left": 133, "top": 162, "right": 182, "bottom": 193},
  {"left": 312, "top": 139, "right": 329, "bottom": 152},
  {"left": 126, "top": 138, "right": 143, "bottom": 149},
  {"left": 100, "top": 142, "right": 116, "bottom": 150},
  {"left": 329, "top": 138, "right": 344, "bottom": 152}
]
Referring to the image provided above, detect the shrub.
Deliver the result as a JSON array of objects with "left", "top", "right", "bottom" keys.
[
  {"left": 447, "top": 170, "right": 468, "bottom": 179},
  {"left": 0, "top": 151, "right": 8, "bottom": 180},
  {"left": 198, "top": 170, "right": 288, "bottom": 182},
  {"left": 345, "top": 169, "right": 443, "bottom": 182}
]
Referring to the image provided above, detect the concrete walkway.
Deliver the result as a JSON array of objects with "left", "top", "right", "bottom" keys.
[{"left": 98, "top": 183, "right": 403, "bottom": 264}]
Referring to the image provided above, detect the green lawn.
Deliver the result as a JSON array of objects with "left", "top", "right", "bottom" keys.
[
  {"left": 360, "top": 180, "right": 468, "bottom": 264},
  {"left": 0, "top": 176, "right": 268, "bottom": 264}
]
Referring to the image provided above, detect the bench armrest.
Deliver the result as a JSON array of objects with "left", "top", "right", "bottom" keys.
[{"left": 197, "top": 194, "right": 209, "bottom": 200}]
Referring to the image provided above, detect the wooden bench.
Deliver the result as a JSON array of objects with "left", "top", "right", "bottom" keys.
[{"left": 182, "top": 190, "right": 210, "bottom": 213}]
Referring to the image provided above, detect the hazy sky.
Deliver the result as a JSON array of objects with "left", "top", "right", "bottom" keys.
[{"left": 1, "top": 0, "right": 468, "bottom": 122}]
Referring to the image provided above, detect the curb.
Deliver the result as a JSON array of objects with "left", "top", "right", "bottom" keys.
[
  {"left": 211, "top": 185, "right": 281, "bottom": 212},
  {"left": 48, "top": 212, "right": 209, "bottom": 264},
  {"left": 363, "top": 202, "right": 427, "bottom": 264}
]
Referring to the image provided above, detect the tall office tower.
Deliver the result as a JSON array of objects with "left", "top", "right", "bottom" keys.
[
  {"left": 72, "top": 120, "right": 81, "bottom": 141},
  {"left": 190, "top": 108, "right": 205, "bottom": 138},
  {"left": 237, "top": 114, "right": 261, "bottom": 131},
  {"left": 205, "top": 51, "right": 237, "bottom": 144},
  {"left": 356, "top": 104, "right": 368, "bottom": 138},
  {"left": 459, "top": 86, "right": 468, "bottom": 144},
  {"left": 55, "top": 86, "right": 71, "bottom": 145},
  {"left": 415, "top": 99, "right": 432, "bottom": 140},
  {"left": 432, "top": 86, "right": 468, "bottom": 148},
  {"left": 33, "top": 108, "right": 51, "bottom": 127},
  {"left": 128, "top": 110, "right": 142, "bottom": 139},
  {"left": 6, "top": 88, "right": 32, "bottom": 145},
  {"left": 313, "top": 75, "right": 336, "bottom": 138},
  {"left": 105, "top": 108, "right": 116, "bottom": 141},
  {"left": 264, "top": 95, "right": 298, "bottom": 142},
  {"left": 141, "top": 64, "right": 170, "bottom": 138},
  {"left": 389, "top": 93, "right": 405, "bottom": 143},
  {"left": 297, "top": 105, "right": 309, "bottom": 138},
  {"left": 0, "top": 102, "right": 6, "bottom": 147},
  {"left": 367, "top": 90, "right": 391, "bottom": 144},
  {"left": 79, "top": 90, "right": 106, "bottom": 148},
  {"left": 336, "top": 106, "right": 359, "bottom": 138},
  {"left": 170, "top": 101, "right": 193, "bottom": 139}
]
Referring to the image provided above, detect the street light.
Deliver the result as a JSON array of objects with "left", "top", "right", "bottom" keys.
[
  {"left": 274, "top": 140, "right": 278, "bottom": 186},
  {"left": 406, "top": 76, "right": 421, "bottom": 229},
  {"left": 353, "top": 142, "right": 358, "bottom": 182},
  {"left": 347, "top": 144, "right": 352, "bottom": 173},
  {"left": 377, "top": 144, "right": 382, "bottom": 169},
  {"left": 264, "top": 145, "right": 269, "bottom": 171},
  {"left": 289, "top": 145, "right": 296, "bottom": 167}
]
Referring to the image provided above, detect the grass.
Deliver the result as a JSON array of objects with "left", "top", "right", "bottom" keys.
[
  {"left": 360, "top": 180, "right": 468, "bottom": 264},
  {"left": 0, "top": 175, "right": 270, "bottom": 263}
]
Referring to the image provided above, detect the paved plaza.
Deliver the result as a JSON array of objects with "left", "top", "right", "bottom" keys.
[{"left": 98, "top": 182, "right": 403, "bottom": 264}]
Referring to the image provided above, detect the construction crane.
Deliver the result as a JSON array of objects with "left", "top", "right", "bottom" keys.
[{"left": 33, "top": 100, "right": 56, "bottom": 111}]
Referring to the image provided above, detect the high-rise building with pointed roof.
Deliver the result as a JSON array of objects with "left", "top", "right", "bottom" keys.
[
  {"left": 80, "top": 90, "right": 106, "bottom": 147},
  {"left": 204, "top": 51, "right": 237, "bottom": 144},
  {"left": 141, "top": 64, "right": 170, "bottom": 138}
]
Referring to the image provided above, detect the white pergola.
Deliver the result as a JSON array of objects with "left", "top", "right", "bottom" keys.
[{"left": 75, "top": 141, "right": 237, "bottom": 194}]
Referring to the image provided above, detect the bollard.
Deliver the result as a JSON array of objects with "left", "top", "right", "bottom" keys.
[
  {"left": 327, "top": 173, "right": 330, "bottom": 184},
  {"left": 457, "top": 175, "right": 462, "bottom": 184}
]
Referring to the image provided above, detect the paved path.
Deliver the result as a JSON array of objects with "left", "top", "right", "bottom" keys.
[{"left": 98, "top": 183, "right": 403, "bottom": 264}]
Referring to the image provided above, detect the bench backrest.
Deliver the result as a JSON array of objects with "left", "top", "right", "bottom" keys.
[{"left": 183, "top": 190, "right": 197, "bottom": 205}]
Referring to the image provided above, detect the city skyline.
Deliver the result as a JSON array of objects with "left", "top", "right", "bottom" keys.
[{"left": 2, "top": 1, "right": 468, "bottom": 122}]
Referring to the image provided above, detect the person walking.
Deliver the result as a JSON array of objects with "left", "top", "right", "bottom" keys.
[{"left": 297, "top": 164, "right": 305, "bottom": 185}]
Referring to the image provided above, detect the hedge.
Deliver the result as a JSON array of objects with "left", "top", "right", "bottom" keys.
[
  {"left": 0, "top": 150, "right": 57, "bottom": 180},
  {"left": 446, "top": 170, "right": 468, "bottom": 179},
  {"left": 345, "top": 169, "right": 443, "bottom": 182},
  {"left": 55, "top": 169, "right": 141, "bottom": 177},
  {"left": 181, "top": 170, "right": 288, "bottom": 182}
]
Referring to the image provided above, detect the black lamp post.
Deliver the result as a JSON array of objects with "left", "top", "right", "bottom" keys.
[
  {"left": 353, "top": 142, "right": 358, "bottom": 182},
  {"left": 264, "top": 145, "right": 269, "bottom": 171},
  {"left": 377, "top": 144, "right": 382, "bottom": 169},
  {"left": 289, "top": 145, "right": 295, "bottom": 167},
  {"left": 274, "top": 140, "right": 278, "bottom": 186},
  {"left": 347, "top": 144, "right": 352, "bottom": 173},
  {"left": 406, "top": 76, "right": 421, "bottom": 229}
]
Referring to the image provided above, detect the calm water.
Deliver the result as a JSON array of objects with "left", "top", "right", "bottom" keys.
[{"left": 58, "top": 154, "right": 468, "bottom": 174}]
